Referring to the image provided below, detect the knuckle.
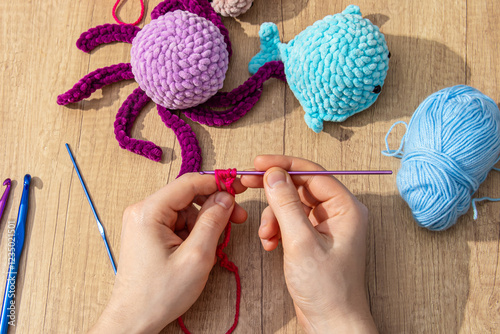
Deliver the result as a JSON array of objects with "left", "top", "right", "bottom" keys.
[
  {"left": 199, "top": 213, "right": 225, "bottom": 231},
  {"left": 180, "top": 172, "right": 197, "bottom": 181},
  {"left": 123, "top": 202, "right": 144, "bottom": 222}
]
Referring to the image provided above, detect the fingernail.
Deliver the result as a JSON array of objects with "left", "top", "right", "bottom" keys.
[
  {"left": 215, "top": 191, "right": 233, "bottom": 209},
  {"left": 259, "top": 220, "right": 268, "bottom": 234},
  {"left": 267, "top": 170, "right": 286, "bottom": 189}
]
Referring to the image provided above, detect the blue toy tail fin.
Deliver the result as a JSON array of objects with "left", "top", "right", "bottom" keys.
[
  {"left": 248, "top": 22, "right": 282, "bottom": 75},
  {"left": 342, "top": 5, "right": 361, "bottom": 16}
]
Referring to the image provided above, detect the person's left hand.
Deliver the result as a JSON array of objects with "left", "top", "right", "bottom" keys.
[{"left": 88, "top": 173, "right": 247, "bottom": 334}]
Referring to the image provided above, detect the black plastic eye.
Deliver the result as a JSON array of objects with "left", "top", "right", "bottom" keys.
[
  {"left": 388, "top": 52, "right": 391, "bottom": 59},
  {"left": 373, "top": 85, "right": 382, "bottom": 94}
]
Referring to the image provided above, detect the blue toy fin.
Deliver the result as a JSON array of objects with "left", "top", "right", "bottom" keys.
[
  {"left": 249, "top": 22, "right": 283, "bottom": 75},
  {"left": 304, "top": 113, "right": 324, "bottom": 133},
  {"left": 342, "top": 5, "right": 361, "bottom": 16}
]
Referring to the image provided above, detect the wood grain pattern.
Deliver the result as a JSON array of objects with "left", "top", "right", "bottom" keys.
[{"left": 0, "top": 0, "right": 498, "bottom": 332}]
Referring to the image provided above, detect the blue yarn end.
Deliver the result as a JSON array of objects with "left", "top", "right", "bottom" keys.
[{"left": 383, "top": 85, "right": 500, "bottom": 231}]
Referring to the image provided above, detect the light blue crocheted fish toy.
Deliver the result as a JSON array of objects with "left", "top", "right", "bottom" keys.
[{"left": 249, "top": 5, "right": 390, "bottom": 132}]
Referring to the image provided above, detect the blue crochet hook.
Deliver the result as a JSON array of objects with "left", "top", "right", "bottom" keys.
[
  {"left": 0, "top": 175, "right": 30, "bottom": 334},
  {"left": 65, "top": 144, "right": 117, "bottom": 274},
  {"left": 0, "top": 179, "right": 11, "bottom": 224}
]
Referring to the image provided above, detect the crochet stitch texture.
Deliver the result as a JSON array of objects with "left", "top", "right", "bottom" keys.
[
  {"left": 249, "top": 5, "right": 390, "bottom": 132},
  {"left": 210, "top": 0, "right": 253, "bottom": 17},
  {"left": 131, "top": 10, "right": 229, "bottom": 109}
]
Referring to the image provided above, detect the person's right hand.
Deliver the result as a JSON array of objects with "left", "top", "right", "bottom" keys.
[{"left": 241, "top": 155, "right": 377, "bottom": 333}]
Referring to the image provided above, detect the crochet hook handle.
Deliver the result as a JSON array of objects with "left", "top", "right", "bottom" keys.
[
  {"left": 65, "top": 144, "right": 117, "bottom": 274},
  {"left": 200, "top": 170, "right": 393, "bottom": 175},
  {"left": 0, "top": 175, "right": 30, "bottom": 334},
  {"left": 0, "top": 179, "right": 11, "bottom": 225}
]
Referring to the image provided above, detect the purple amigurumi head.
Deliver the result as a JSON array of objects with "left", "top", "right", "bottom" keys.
[
  {"left": 131, "top": 10, "right": 229, "bottom": 110},
  {"left": 210, "top": 0, "right": 253, "bottom": 17}
]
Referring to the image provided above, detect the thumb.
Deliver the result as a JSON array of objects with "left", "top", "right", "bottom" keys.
[
  {"left": 183, "top": 191, "right": 235, "bottom": 256},
  {"left": 263, "top": 168, "right": 315, "bottom": 246}
]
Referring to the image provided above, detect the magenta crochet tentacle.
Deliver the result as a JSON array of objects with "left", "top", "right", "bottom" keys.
[
  {"left": 208, "top": 61, "right": 286, "bottom": 106},
  {"left": 76, "top": 24, "right": 141, "bottom": 53},
  {"left": 114, "top": 87, "right": 163, "bottom": 161},
  {"left": 183, "top": 61, "right": 286, "bottom": 126},
  {"left": 57, "top": 63, "right": 134, "bottom": 105},
  {"left": 157, "top": 106, "right": 202, "bottom": 176},
  {"left": 183, "top": 89, "right": 262, "bottom": 126},
  {"left": 151, "top": 0, "right": 232, "bottom": 59}
]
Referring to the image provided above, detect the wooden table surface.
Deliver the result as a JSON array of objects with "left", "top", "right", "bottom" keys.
[{"left": 1, "top": 0, "right": 499, "bottom": 333}]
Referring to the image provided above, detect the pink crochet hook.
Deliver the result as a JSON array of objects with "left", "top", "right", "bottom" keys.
[
  {"left": 0, "top": 179, "right": 11, "bottom": 223},
  {"left": 200, "top": 170, "right": 392, "bottom": 175}
]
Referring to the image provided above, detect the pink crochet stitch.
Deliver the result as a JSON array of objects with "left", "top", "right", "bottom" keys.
[{"left": 210, "top": 0, "right": 253, "bottom": 17}]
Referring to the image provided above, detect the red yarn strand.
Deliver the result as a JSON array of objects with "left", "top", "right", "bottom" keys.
[
  {"left": 178, "top": 169, "right": 241, "bottom": 334},
  {"left": 112, "top": 0, "right": 145, "bottom": 26}
]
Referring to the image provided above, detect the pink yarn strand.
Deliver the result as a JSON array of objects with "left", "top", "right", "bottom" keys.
[
  {"left": 178, "top": 169, "right": 241, "bottom": 334},
  {"left": 112, "top": 0, "right": 145, "bottom": 26}
]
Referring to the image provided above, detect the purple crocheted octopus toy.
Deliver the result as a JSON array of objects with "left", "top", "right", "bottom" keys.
[{"left": 58, "top": 0, "right": 283, "bottom": 176}]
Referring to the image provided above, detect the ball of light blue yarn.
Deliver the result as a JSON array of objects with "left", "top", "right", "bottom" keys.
[{"left": 387, "top": 85, "right": 500, "bottom": 231}]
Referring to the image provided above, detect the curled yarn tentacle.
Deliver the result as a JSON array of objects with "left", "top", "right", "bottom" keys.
[
  {"left": 57, "top": 63, "right": 134, "bottom": 105},
  {"left": 114, "top": 87, "right": 163, "bottom": 162},
  {"left": 157, "top": 106, "right": 202, "bottom": 176},
  {"left": 76, "top": 24, "right": 140, "bottom": 52},
  {"left": 183, "top": 89, "right": 262, "bottom": 126},
  {"left": 213, "top": 61, "right": 286, "bottom": 105},
  {"left": 183, "top": 61, "right": 286, "bottom": 126}
]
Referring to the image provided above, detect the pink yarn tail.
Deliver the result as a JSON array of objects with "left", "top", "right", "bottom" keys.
[
  {"left": 178, "top": 169, "right": 241, "bottom": 333},
  {"left": 76, "top": 24, "right": 140, "bottom": 53},
  {"left": 177, "top": 224, "right": 241, "bottom": 334},
  {"left": 57, "top": 63, "right": 134, "bottom": 105},
  {"left": 114, "top": 88, "right": 163, "bottom": 161},
  {"left": 183, "top": 61, "right": 286, "bottom": 126}
]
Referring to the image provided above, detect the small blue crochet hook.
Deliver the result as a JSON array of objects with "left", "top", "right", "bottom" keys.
[
  {"left": 0, "top": 175, "right": 30, "bottom": 334},
  {"left": 0, "top": 179, "right": 11, "bottom": 225},
  {"left": 65, "top": 144, "right": 117, "bottom": 274}
]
